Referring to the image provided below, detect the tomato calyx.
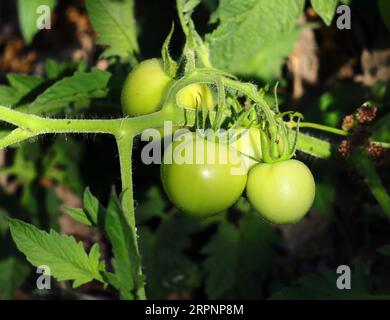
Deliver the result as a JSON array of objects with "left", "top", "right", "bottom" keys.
[{"left": 258, "top": 111, "right": 303, "bottom": 164}]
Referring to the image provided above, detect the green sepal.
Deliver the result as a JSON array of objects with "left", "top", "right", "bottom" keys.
[{"left": 161, "top": 23, "right": 178, "bottom": 78}]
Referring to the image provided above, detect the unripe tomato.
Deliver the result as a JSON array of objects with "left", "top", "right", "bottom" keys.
[
  {"left": 161, "top": 133, "right": 247, "bottom": 217},
  {"left": 246, "top": 159, "right": 315, "bottom": 224},
  {"left": 176, "top": 83, "right": 214, "bottom": 110},
  {"left": 121, "top": 59, "right": 214, "bottom": 116},
  {"left": 121, "top": 59, "right": 172, "bottom": 116}
]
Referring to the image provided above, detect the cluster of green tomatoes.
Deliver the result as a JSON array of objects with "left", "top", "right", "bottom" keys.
[{"left": 121, "top": 58, "right": 316, "bottom": 224}]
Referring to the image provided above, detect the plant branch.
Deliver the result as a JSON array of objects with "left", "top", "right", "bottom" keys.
[
  {"left": 0, "top": 105, "right": 189, "bottom": 149},
  {"left": 288, "top": 121, "right": 348, "bottom": 136},
  {"left": 0, "top": 128, "right": 36, "bottom": 149},
  {"left": 115, "top": 133, "right": 146, "bottom": 300}
]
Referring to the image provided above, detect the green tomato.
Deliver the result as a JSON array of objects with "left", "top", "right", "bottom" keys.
[
  {"left": 176, "top": 83, "right": 214, "bottom": 110},
  {"left": 246, "top": 159, "right": 315, "bottom": 224},
  {"left": 121, "top": 58, "right": 172, "bottom": 116},
  {"left": 121, "top": 59, "right": 214, "bottom": 116},
  {"left": 161, "top": 133, "right": 247, "bottom": 217}
]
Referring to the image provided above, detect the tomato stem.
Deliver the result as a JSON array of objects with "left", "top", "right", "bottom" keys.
[
  {"left": 289, "top": 121, "right": 348, "bottom": 136},
  {"left": 116, "top": 132, "right": 147, "bottom": 300}
]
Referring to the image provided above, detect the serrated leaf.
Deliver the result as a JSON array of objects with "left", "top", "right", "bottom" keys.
[
  {"left": 83, "top": 187, "right": 101, "bottom": 225},
  {"left": 231, "top": 27, "right": 302, "bottom": 80},
  {"left": 206, "top": 0, "right": 305, "bottom": 76},
  {"left": 105, "top": 189, "right": 141, "bottom": 300},
  {"left": 86, "top": 0, "right": 139, "bottom": 59},
  {"left": 9, "top": 218, "right": 104, "bottom": 288},
  {"left": 26, "top": 69, "right": 111, "bottom": 114},
  {"left": 63, "top": 207, "right": 92, "bottom": 226},
  {"left": 270, "top": 263, "right": 371, "bottom": 299},
  {"left": 0, "top": 257, "right": 30, "bottom": 299},
  {"left": 139, "top": 213, "right": 201, "bottom": 298},
  {"left": 202, "top": 214, "right": 278, "bottom": 299},
  {"left": 45, "top": 59, "right": 87, "bottom": 79},
  {"left": 7, "top": 74, "right": 44, "bottom": 94},
  {"left": 17, "top": 0, "right": 57, "bottom": 44},
  {"left": 0, "top": 86, "right": 19, "bottom": 107},
  {"left": 26, "top": 69, "right": 111, "bottom": 113},
  {"left": 310, "top": 0, "right": 338, "bottom": 26},
  {"left": 0, "top": 74, "right": 44, "bottom": 107}
]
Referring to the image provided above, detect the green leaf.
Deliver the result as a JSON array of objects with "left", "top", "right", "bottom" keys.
[
  {"left": 0, "top": 74, "right": 44, "bottom": 107},
  {"left": 231, "top": 27, "right": 302, "bottom": 80},
  {"left": 310, "top": 0, "right": 338, "bottom": 26},
  {"left": 63, "top": 207, "right": 92, "bottom": 226},
  {"left": 377, "top": 244, "right": 390, "bottom": 256},
  {"left": 202, "top": 214, "right": 278, "bottom": 299},
  {"left": 9, "top": 218, "right": 104, "bottom": 288},
  {"left": 26, "top": 69, "right": 111, "bottom": 114},
  {"left": 161, "top": 24, "right": 178, "bottom": 78},
  {"left": 86, "top": 0, "right": 139, "bottom": 59},
  {"left": 83, "top": 187, "right": 101, "bottom": 225},
  {"left": 136, "top": 186, "right": 166, "bottom": 224},
  {"left": 42, "top": 136, "right": 83, "bottom": 194},
  {"left": 139, "top": 213, "right": 201, "bottom": 298},
  {"left": 105, "top": 189, "right": 141, "bottom": 300},
  {"left": 45, "top": 59, "right": 87, "bottom": 79},
  {"left": 0, "top": 86, "right": 19, "bottom": 107},
  {"left": 270, "top": 263, "right": 371, "bottom": 299},
  {"left": 7, "top": 74, "right": 45, "bottom": 94},
  {"left": 17, "top": 0, "right": 57, "bottom": 44},
  {"left": 378, "top": 0, "right": 390, "bottom": 32},
  {"left": 0, "top": 257, "right": 30, "bottom": 299},
  {"left": 206, "top": 0, "right": 305, "bottom": 76}
]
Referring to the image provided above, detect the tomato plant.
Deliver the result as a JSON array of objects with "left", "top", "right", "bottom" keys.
[{"left": 0, "top": 0, "right": 389, "bottom": 303}]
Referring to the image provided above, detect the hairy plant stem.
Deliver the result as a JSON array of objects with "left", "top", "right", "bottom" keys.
[
  {"left": 288, "top": 121, "right": 348, "bottom": 136},
  {"left": 116, "top": 133, "right": 146, "bottom": 300}
]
